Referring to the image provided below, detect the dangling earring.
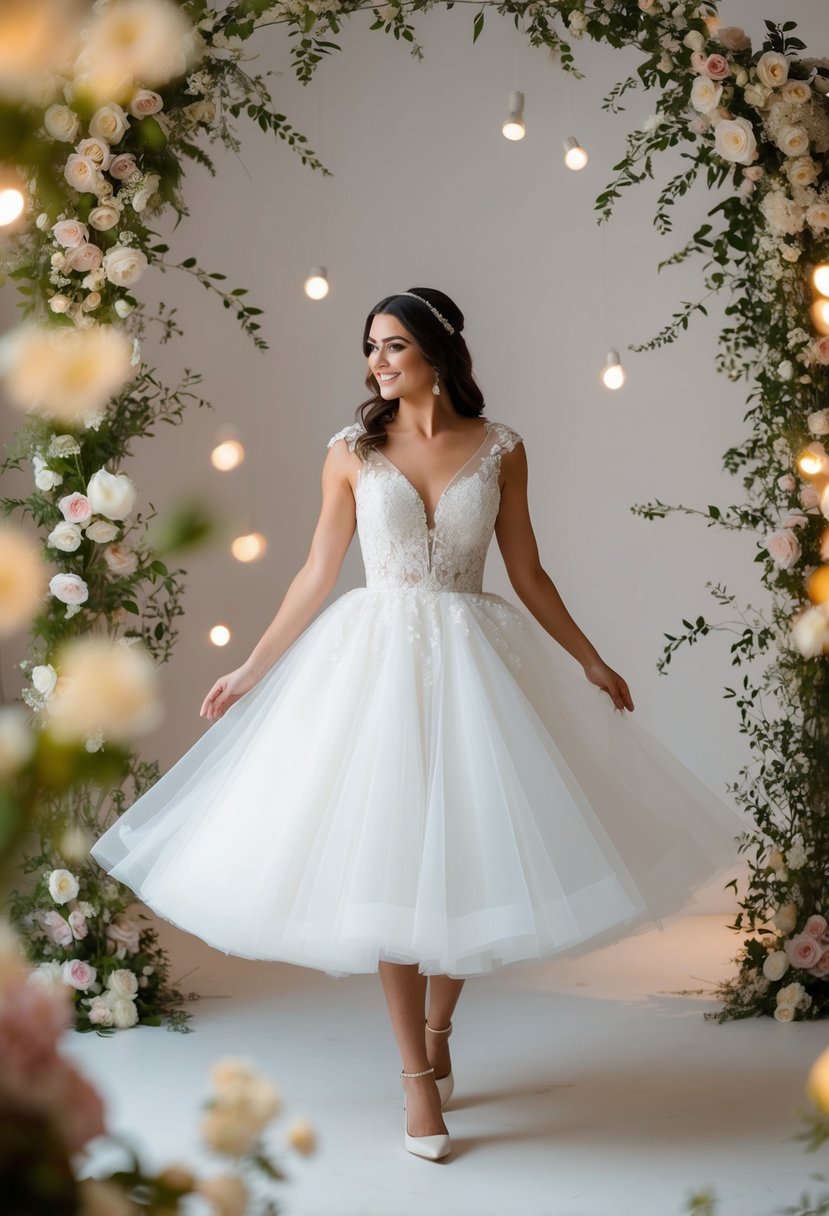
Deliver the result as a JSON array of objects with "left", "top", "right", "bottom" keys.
[{"left": 432, "top": 368, "right": 441, "bottom": 397}]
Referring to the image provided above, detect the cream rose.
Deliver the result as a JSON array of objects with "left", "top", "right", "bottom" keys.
[
  {"left": 88, "top": 202, "right": 122, "bottom": 231},
  {"left": 786, "top": 156, "right": 818, "bottom": 187},
  {"left": 58, "top": 492, "right": 93, "bottom": 524},
  {"left": 109, "top": 996, "right": 139, "bottom": 1029},
  {"left": 47, "top": 520, "right": 83, "bottom": 552},
  {"left": 49, "top": 572, "right": 89, "bottom": 605},
  {"left": 781, "top": 80, "right": 812, "bottom": 106},
  {"left": 773, "top": 1004, "right": 796, "bottom": 1022},
  {"left": 756, "top": 51, "right": 790, "bottom": 89},
  {"left": 765, "top": 528, "right": 801, "bottom": 569},
  {"left": 64, "top": 154, "right": 103, "bottom": 196},
  {"left": 85, "top": 519, "right": 119, "bottom": 543},
  {"left": 89, "top": 103, "right": 130, "bottom": 145},
  {"left": 762, "top": 950, "right": 789, "bottom": 981},
  {"left": 87, "top": 468, "right": 137, "bottom": 520},
  {"left": 744, "top": 83, "right": 772, "bottom": 109},
  {"left": 717, "top": 26, "right": 751, "bottom": 53},
  {"left": 286, "top": 1118, "right": 316, "bottom": 1156},
  {"left": 52, "top": 219, "right": 89, "bottom": 248},
  {"left": 102, "top": 244, "right": 148, "bottom": 287},
  {"left": 808, "top": 411, "right": 829, "bottom": 435},
  {"left": 77, "top": 136, "right": 112, "bottom": 172},
  {"left": 44, "top": 635, "right": 163, "bottom": 743},
  {"left": 48, "top": 867, "right": 79, "bottom": 904},
  {"left": 772, "top": 903, "right": 799, "bottom": 933},
  {"left": 62, "top": 959, "right": 97, "bottom": 991},
  {"left": 197, "top": 1177, "right": 247, "bottom": 1216},
  {"left": 44, "top": 104, "right": 80, "bottom": 142},
  {"left": 791, "top": 604, "right": 829, "bottom": 657},
  {"left": 132, "top": 172, "right": 160, "bottom": 213},
  {"left": 129, "top": 89, "right": 164, "bottom": 117},
  {"left": 107, "top": 967, "right": 139, "bottom": 998},
  {"left": 682, "top": 30, "right": 704, "bottom": 53},
  {"left": 690, "top": 76, "right": 722, "bottom": 114},
  {"left": 714, "top": 117, "right": 758, "bottom": 164},
  {"left": 0, "top": 526, "right": 47, "bottom": 636},
  {"left": 88, "top": 1000, "right": 114, "bottom": 1027},
  {"left": 103, "top": 543, "right": 139, "bottom": 576},
  {"left": 777, "top": 125, "right": 810, "bottom": 157},
  {"left": 807, "top": 203, "right": 829, "bottom": 231},
  {"left": 48, "top": 294, "right": 71, "bottom": 314}
]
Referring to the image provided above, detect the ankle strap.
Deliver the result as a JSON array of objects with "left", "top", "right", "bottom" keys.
[
  {"left": 425, "top": 1019, "right": 452, "bottom": 1035},
  {"left": 401, "top": 1066, "right": 435, "bottom": 1078}
]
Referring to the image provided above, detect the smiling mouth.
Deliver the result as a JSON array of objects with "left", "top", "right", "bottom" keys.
[{"left": 378, "top": 373, "right": 400, "bottom": 383}]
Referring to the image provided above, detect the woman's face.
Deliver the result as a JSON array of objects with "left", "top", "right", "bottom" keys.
[{"left": 366, "top": 313, "right": 434, "bottom": 399}]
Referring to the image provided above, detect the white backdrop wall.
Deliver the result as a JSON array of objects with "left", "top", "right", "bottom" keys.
[{"left": 4, "top": 2, "right": 824, "bottom": 911}]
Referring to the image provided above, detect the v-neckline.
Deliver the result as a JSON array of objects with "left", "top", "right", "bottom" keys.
[{"left": 374, "top": 420, "right": 492, "bottom": 531}]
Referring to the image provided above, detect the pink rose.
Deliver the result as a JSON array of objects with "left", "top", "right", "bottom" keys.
[
  {"left": 49, "top": 572, "right": 89, "bottom": 605},
  {"left": 41, "top": 910, "right": 74, "bottom": 949},
  {"left": 690, "top": 51, "right": 707, "bottom": 73},
  {"left": 108, "top": 152, "right": 138, "bottom": 181},
  {"left": 777, "top": 474, "right": 796, "bottom": 492},
  {"left": 106, "top": 913, "right": 141, "bottom": 956},
  {"left": 68, "top": 909, "right": 88, "bottom": 940},
  {"left": 743, "top": 165, "right": 764, "bottom": 182},
  {"left": 61, "top": 959, "right": 96, "bottom": 991},
  {"left": 784, "top": 933, "right": 821, "bottom": 968},
  {"left": 813, "top": 336, "right": 829, "bottom": 365},
  {"left": 58, "top": 492, "right": 93, "bottom": 524},
  {"left": 704, "top": 54, "right": 730, "bottom": 80},
  {"left": 801, "top": 484, "right": 821, "bottom": 509},
  {"left": 129, "top": 89, "right": 164, "bottom": 117},
  {"left": 63, "top": 242, "right": 103, "bottom": 273},
  {"left": 52, "top": 219, "right": 89, "bottom": 248},
  {"left": 718, "top": 26, "right": 751, "bottom": 53},
  {"left": 781, "top": 512, "right": 808, "bottom": 528},
  {"left": 805, "top": 914, "right": 828, "bottom": 938},
  {"left": 813, "top": 948, "right": 829, "bottom": 975},
  {"left": 765, "top": 528, "right": 801, "bottom": 569}
]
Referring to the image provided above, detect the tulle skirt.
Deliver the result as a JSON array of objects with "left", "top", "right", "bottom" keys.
[{"left": 90, "top": 587, "right": 745, "bottom": 978}]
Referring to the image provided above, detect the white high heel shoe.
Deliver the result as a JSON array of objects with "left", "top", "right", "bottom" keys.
[
  {"left": 426, "top": 1018, "right": 455, "bottom": 1108},
  {"left": 401, "top": 1066, "right": 452, "bottom": 1160}
]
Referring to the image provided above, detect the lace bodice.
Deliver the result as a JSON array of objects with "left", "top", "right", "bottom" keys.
[{"left": 327, "top": 418, "right": 523, "bottom": 593}]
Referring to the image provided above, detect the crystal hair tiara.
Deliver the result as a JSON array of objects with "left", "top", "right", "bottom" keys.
[{"left": 399, "top": 291, "right": 456, "bottom": 335}]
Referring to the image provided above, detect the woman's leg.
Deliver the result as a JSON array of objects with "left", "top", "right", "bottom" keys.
[
  {"left": 426, "top": 975, "right": 465, "bottom": 1079},
  {"left": 378, "top": 960, "right": 448, "bottom": 1137}
]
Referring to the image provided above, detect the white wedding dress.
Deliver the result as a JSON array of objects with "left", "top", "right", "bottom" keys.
[{"left": 91, "top": 418, "right": 744, "bottom": 978}]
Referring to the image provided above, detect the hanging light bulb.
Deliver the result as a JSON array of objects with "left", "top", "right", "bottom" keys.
[
  {"left": 502, "top": 90, "right": 526, "bottom": 141},
  {"left": 563, "top": 135, "right": 588, "bottom": 170},
  {"left": 798, "top": 442, "right": 828, "bottom": 479},
  {"left": 601, "top": 347, "right": 625, "bottom": 390},
  {"left": 209, "top": 623, "right": 231, "bottom": 647},
  {"left": 231, "top": 531, "right": 268, "bottom": 562},
  {"left": 812, "top": 262, "right": 829, "bottom": 297},
  {"left": 0, "top": 187, "right": 24, "bottom": 226},
  {"left": 811, "top": 297, "right": 829, "bottom": 336},
  {"left": 211, "top": 424, "right": 245, "bottom": 471},
  {"left": 304, "top": 266, "right": 329, "bottom": 300}
]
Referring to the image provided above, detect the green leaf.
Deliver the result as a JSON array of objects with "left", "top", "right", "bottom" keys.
[{"left": 473, "top": 7, "right": 485, "bottom": 42}]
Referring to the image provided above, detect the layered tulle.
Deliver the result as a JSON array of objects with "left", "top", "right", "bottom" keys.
[{"left": 91, "top": 588, "right": 744, "bottom": 978}]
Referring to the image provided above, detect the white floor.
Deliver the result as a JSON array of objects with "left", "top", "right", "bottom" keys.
[{"left": 64, "top": 913, "right": 827, "bottom": 1216}]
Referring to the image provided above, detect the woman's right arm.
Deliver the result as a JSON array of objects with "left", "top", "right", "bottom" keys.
[{"left": 199, "top": 438, "right": 357, "bottom": 719}]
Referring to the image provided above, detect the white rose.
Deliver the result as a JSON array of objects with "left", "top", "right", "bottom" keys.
[
  {"left": 683, "top": 30, "right": 705, "bottom": 52},
  {"left": 88, "top": 203, "right": 122, "bottom": 231},
  {"left": 85, "top": 518, "right": 119, "bottom": 543},
  {"left": 87, "top": 468, "right": 137, "bottom": 520},
  {"left": 48, "top": 868, "right": 79, "bottom": 904},
  {"left": 34, "top": 463, "right": 63, "bottom": 491},
  {"left": 808, "top": 411, "right": 829, "bottom": 435},
  {"left": 765, "top": 528, "right": 801, "bottom": 569},
  {"left": 63, "top": 242, "right": 103, "bottom": 274},
  {"left": 782, "top": 80, "right": 812, "bottom": 106},
  {"left": 714, "top": 117, "right": 758, "bottom": 165},
  {"left": 773, "top": 1004, "right": 796, "bottom": 1022},
  {"left": 82, "top": 268, "right": 107, "bottom": 291},
  {"left": 107, "top": 967, "right": 139, "bottom": 998},
  {"left": 89, "top": 103, "right": 130, "bottom": 145},
  {"left": 690, "top": 76, "right": 722, "bottom": 114},
  {"left": 129, "top": 89, "right": 164, "bottom": 117},
  {"left": 76, "top": 137, "right": 112, "bottom": 173},
  {"left": 27, "top": 960, "right": 67, "bottom": 990},
  {"left": 762, "top": 950, "right": 789, "bottom": 981},
  {"left": 32, "top": 664, "right": 58, "bottom": 697},
  {"left": 64, "top": 154, "right": 104, "bottom": 196},
  {"left": 807, "top": 203, "right": 829, "bottom": 231},
  {"left": 48, "top": 294, "right": 72, "bottom": 314},
  {"left": 777, "top": 125, "right": 810, "bottom": 157},
  {"left": 744, "top": 83, "right": 772, "bottom": 109},
  {"left": 114, "top": 298, "right": 135, "bottom": 318},
  {"left": 52, "top": 219, "right": 89, "bottom": 248},
  {"left": 786, "top": 156, "right": 818, "bottom": 187},
  {"left": 756, "top": 51, "right": 790, "bottom": 90},
  {"left": 103, "top": 543, "right": 139, "bottom": 576},
  {"left": 103, "top": 244, "right": 148, "bottom": 287},
  {"left": 44, "top": 104, "right": 80, "bottom": 142},
  {"left": 47, "top": 520, "right": 83, "bottom": 552},
  {"left": 49, "top": 572, "right": 89, "bottom": 605}
]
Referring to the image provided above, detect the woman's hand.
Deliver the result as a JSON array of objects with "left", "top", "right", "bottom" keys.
[
  {"left": 583, "top": 659, "right": 635, "bottom": 712},
  {"left": 199, "top": 664, "right": 259, "bottom": 720}
]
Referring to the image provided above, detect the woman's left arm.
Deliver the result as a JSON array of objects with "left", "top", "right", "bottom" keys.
[{"left": 494, "top": 441, "right": 635, "bottom": 713}]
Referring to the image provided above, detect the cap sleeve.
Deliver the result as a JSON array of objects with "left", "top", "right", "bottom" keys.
[
  {"left": 326, "top": 422, "right": 364, "bottom": 452},
  {"left": 491, "top": 422, "right": 523, "bottom": 453}
]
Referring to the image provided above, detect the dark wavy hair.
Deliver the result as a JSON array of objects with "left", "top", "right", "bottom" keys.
[{"left": 353, "top": 288, "right": 485, "bottom": 461}]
